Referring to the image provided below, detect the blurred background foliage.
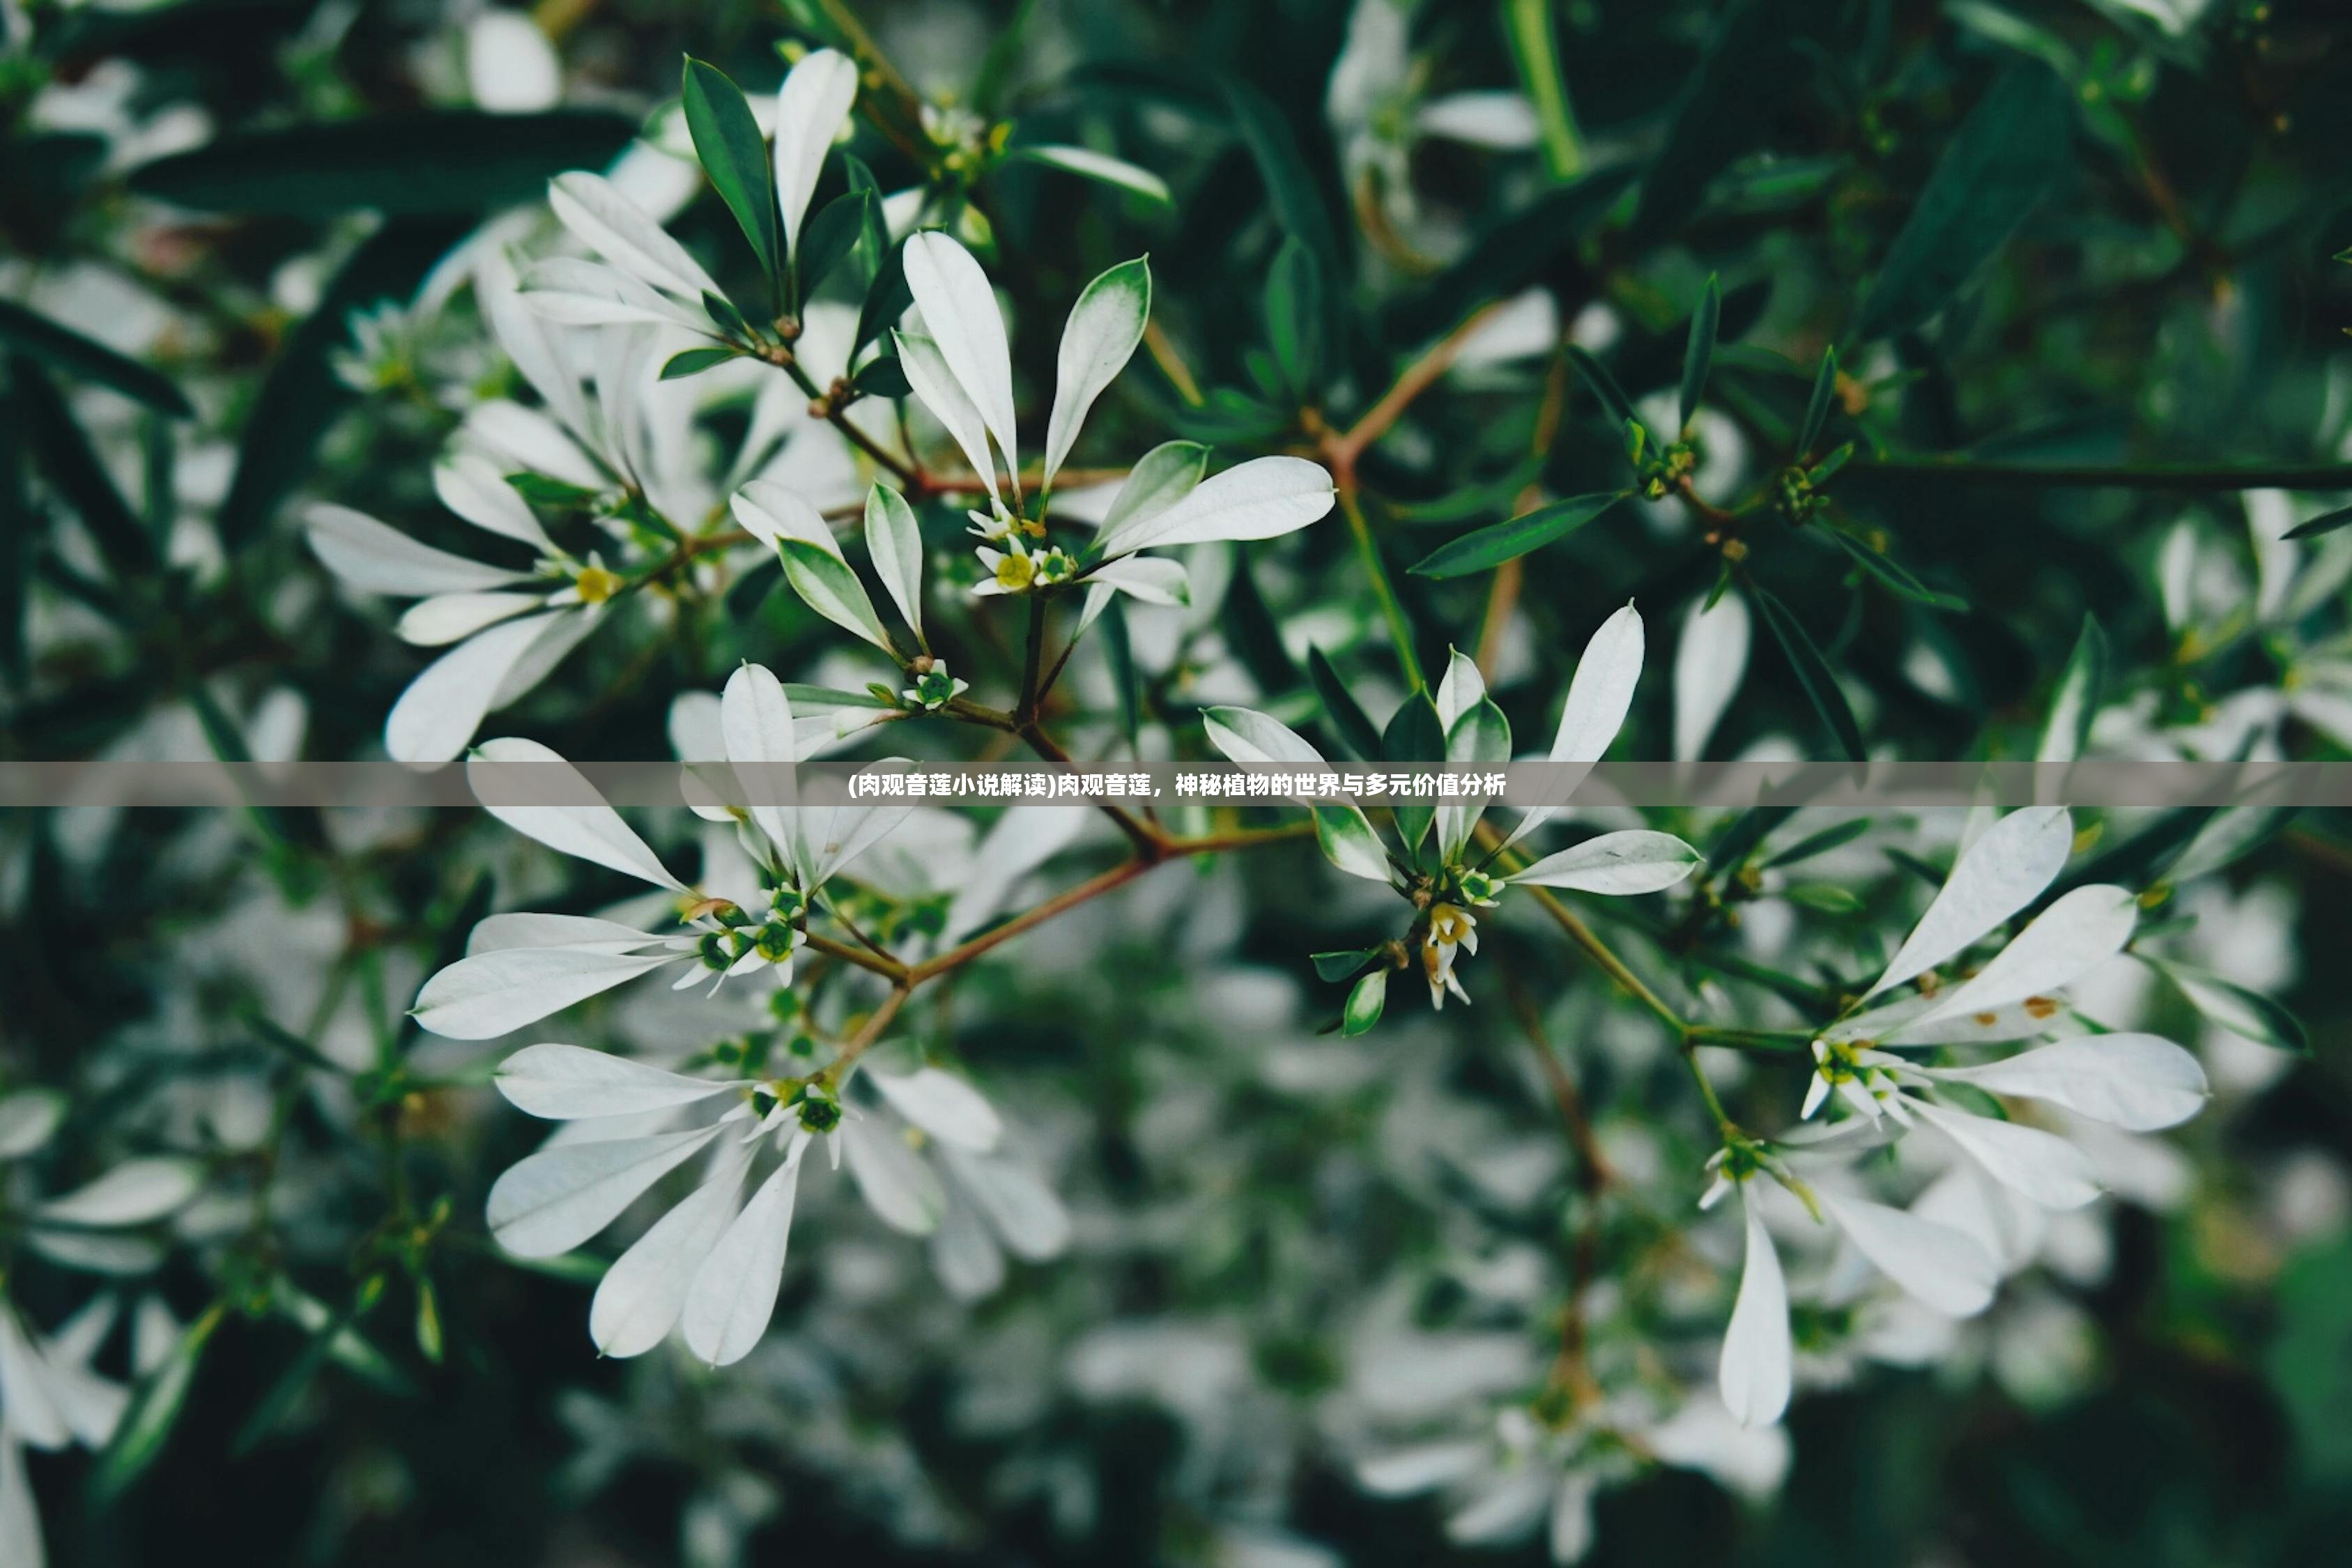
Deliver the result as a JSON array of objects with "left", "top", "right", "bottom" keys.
[{"left": 4, "top": 0, "right": 2352, "bottom": 1565}]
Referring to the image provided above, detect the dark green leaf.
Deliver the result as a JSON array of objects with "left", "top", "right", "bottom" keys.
[
  {"left": 702, "top": 291, "right": 751, "bottom": 341},
  {"left": 218, "top": 216, "right": 471, "bottom": 550},
  {"left": 1753, "top": 586, "right": 1866, "bottom": 762},
  {"left": 660, "top": 347, "right": 740, "bottom": 381},
  {"left": 1388, "top": 460, "right": 1546, "bottom": 525},
  {"left": 1225, "top": 544, "right": 1298, "bottom": 694},
  {"left": 1629, "top": 0, "right": 1797, "bottom": 242},
  {"left": 234, "top": 1277, "right": 385, "bottom": 1456},
  {"left": 128, "top": 110, "right": 634, "bottom": 215},
  {"left": 1266, "top": 238, "right": 1323, "bottom": 392},
  {"left": 1707, "top": 804, "right": 1797, "bottom": 871},
  {"left": 1565, "top": 346, "right": 1636, "bottom": 431},
  {"left": 1824, "top": 528, "right": 1968, "bottom": 610},
  {"left": 1308, "top": 646, "right": 1381, "bottom": 762},
  {"left": 89, "top": 1302, "right": 226, "bottom": 1502},
  {"left": 1854, "top": 65, "right": 2073, "bottom": 341},
  {"left": 1221, "top": 77, "right": 1342, "bottom": 276},
  {"left": 0, "top": 297, "right": 191, "bottom": 416},
  {"left": 2283, "top": 502, "right": 2352, "bottom": 541},
  {"left": 2042, "top": 613, "right": 2108, "bottom": 762},
  {"left": 1797, "top": 345, "right": 1838, "bottom": 456},
  {"left": 1385, "top": 167, "right": 1636, "bottom": 340},
  {"left": 854, "top": 239, "right": 913, "bottom": 355},
  {"left": 248, "top": 1010, "right": 347, "bottom": 1074},
  {"left": 682, "top": 59, "right": 781, "bottom": 289},
  {"left": 1383, "top": 692, "right": 1445, "bottom": 856},
  {"left": 187, "top": 684, "right": 296, "bottom": 849},
  {"left": 1102, "top": 594, "right": 1141, "bottom": 745},
  {"left": 797, "top": 187, "right": 875, "bottom": 298},
  {"left": 1342, "top": 969, "right": 1388, "bottom": 1036},
  {"left": 10, "top": 354, "right": 156, "bottom": 581},
  {"left": 1409, "top": 491, "right": 1627, "bottom": 578},
  {"left": 852, "top": 355, "right": 912, "bottom": 399},
  {"left": 0, "top": 380, "right": 27, "bottom": 678},
  {"left": 1312, "top": 947, "right": 1381, "bottom": 983},
  {"left": 1678, "top": 275, "right": 1720, "bottom": 429},
  {"left": 1762, "top": 817, "right": 1872, "bottom": 869}
]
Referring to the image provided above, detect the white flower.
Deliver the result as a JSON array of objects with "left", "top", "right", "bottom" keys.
[{"left": 410, "top": 663, "right": 912, "bottom": 1040}]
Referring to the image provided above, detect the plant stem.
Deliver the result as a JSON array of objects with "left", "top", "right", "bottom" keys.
[{"left": 1337, "top": 484, "right": 1424, "bottom": 691}]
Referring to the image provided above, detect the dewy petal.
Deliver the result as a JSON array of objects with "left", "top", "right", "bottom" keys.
[
  {"left": 1508, "top": 831, "right": 1702, "bottom": 895},
  {"left": 387, "top": 613, "right": 585, "bottom": 767},
  {"left": 1912, "top": 884, "right": 2137, "bottom": 1027},
  {"left": 939, "top": 1144, "right": 1072, "bottom": 1261},
  {"left": 866, "top": 1067, "right": 1003, "bottom": 1153},
  {"left": 774, "top": 48, "right": 861, "bottom": 256},
  {"left": 1908, "top": 1098, "right": 2103, "bottom": 1210},
  {"left": 1718, "top": 1190, "right": 1792, "bottom": 1427},
  {"left": 1868, "top": 806, "right": 2073, "bottom": 997},
  {"left": 487, "top": 1125, "right": 725, "bottom": 1257},
  {"left": 1095, "top": 455, "right": 1335, "bottom": 555},
  {"left": 495, "top": 1043, "right": 744, "bottom": 1120},
  {"left": 841, "top": 1116, "right": 947, "bottom": 1235},
  {"left": 1923, "top": 1034, "right": 2208, "bottom": 1132},
  {"left": 903, "top": 231, "right": 1020, "bottom": 476},
  {"left": 396, "top": 591, "right": 544, "bottom": 647},
  {"left": 412, "top": 946, "right": 679, "bottom": 1040},
  {"left": 1042, "top": 256, "right": 1151, "bottom": 489},
  {"left": 305, "top": 503, "right": 530, "bottom": 597},
  {"left": 590, "top": 1144, "right": 751, "bottom": 1357},
  {"left": 1673, "top": 590, "right": 1750, "bottom": 762},
  {"left": 468, "top": 737, "right": 687, "bottom": 890},
  {"left": 548, "top": 169, "right": 723, "bottom": 302},
  {"left": 1816, "top": 1190, "right": 1997, "bottom": 1316},
  {"left": 682, "top": 1148, "right": 806, "bottom": 1365}
]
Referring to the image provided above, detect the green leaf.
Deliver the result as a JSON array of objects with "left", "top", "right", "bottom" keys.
[
  {"left": 1222, "top": 77, "right": 1342, "bottom": 276},
  {"left": 1225, "top": 544, "right": 1299, "bottom": 695},
  {"left": 1266, "top": 238, "right": 1323, "bottom": 393},
  {"left": 1383, "top": 691, "right": 1445, "bottom": 857},
  {"left": 89, "top": 1302, "right": 226, "bottom": 1502},
  {"left": 1854, "top": 64, "right": 2072, "bottom": 341},
  {"left": 1308, "top": 647, "right": 1381, "bottom": 762},
  {"left": 1761, "top": 816, "right": 1870, "bottom": 868},
  {"left": 1797, "top": 345, "right": 1838, "bottom": 456},
  {"left": 1502, "top": 0, "right": 1585, "bottom": 180},
  {"left": 682, "top": 59, "right": 781, "bottom": 291},
  {"left": 234, "top": 1276, "right": 385, "bottom": 1455},
  {"left": 797, "top": 187, "right": 875, "bottom": 298},
  {"left": 1824, "top": 528, "right": 1968, "bottom": 611},
  {"left": 660, "top": 347, "right": 740, "bottom": 381},
  {"left": 1753, "top": 587, "right": 1866, "bottom": 762},
  {"left": 2283, "top": 502, "right": 2352, "bottom": 541},
  {"left": 0, "top": 379, "right": 29, "bottom": 679},
  {"left": 1385, "top": 167, "right": 1635, "bottom": 340},
  {"left": 777, "top": 537, "right": 896, "bottom": 654},
  {"left": 1102, "top": 594, "right": 1142, "bottom": 744},
  {"left": 1783, "top": 883, "right": 1862, "bottom": 914},
  {"left": 1343, "top": 968, "right": 1388, "bottom": 1036},
  {"left": 852, "top": 355, "right": 912, "bottom": 399},
  {"left": 127, "top": 110, "right": 635, "bottom": 215},
  {"left": 2040, "top": 613, "right": 2107, "bottom": 764},
  {"left": 1565, "top": 346, "right": 1636, "bottom": 431},
  {"left": 0, "top": 297, "right": 192, "bottom": 416},
  {"left": 187, "top": 684, "right": 297, "bottom": 850},
  {"left": 854, "top": 238, "right": 913, "bottom": 355},
  {"left": 2153, "top": 958, "right": 2308, "bottom": 1055},
  {"left": 1312, "top": 947, "right": 1382, "bottom": 983},
  {"left": 10, "top": 354, "right": 155, "bottom": 581},
  {"left": 247, "top": 1010, "right": 347, "bottom": 1074},
  {"left": 218, "top": 216, "right": 471, "bottom": 550},
  {"left": 1678, "top": 275, "right": 1720, "bottom": 429},
  {"left": 1707, "top": 804, "right": 1797, "bottom": 872},
  {"left": 1629, "top": 0, "right": 1797, "bottom": 242},
  {"left": 1409, "top": 491, "right": 1627, "bottom": 578}
]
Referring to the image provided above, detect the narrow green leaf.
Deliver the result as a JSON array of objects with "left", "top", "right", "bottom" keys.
[
  {"left": 1753, "top": 587, "right": 1866, "bottom": 762},
  {"left": 1408, "top": 491, "right": 1627, "bottom": 578},
  {"left": 1565, "top": 346, "right": 1636, "bottom": 431},
  {"left": 854, "top": 238, "right": 912, "bottom": 354},
  {"left": 1854, "top": 64, "right": 2072, "bottom": 341},
  {"left": 1707, "top": 804, "right": 1797, "bottom": 872},
  {"left": 1783, "top": 883, "right": 1863, "bottom": 914},
  {"left": 234, "top": 1277, "right": 385, "bottom": 1456},
  {"left": 1343, "top": 968, "right": 1388, "bottom": 1035},
  {"left": 0, "top": 297, "right": 192, "bottom": 416},
  {"left": 1102, "top": 593, "right": 1141, "bottom": 744},
  {"left": 1385, "top": 167, "right": 1636, "bottom": 340},
  {"left": 248, "top": 1010, "right": 348, "bottom": 1074},
  {"left": 1225, "top": 544, "right": 1298, "bottom": 695},
  {"left": 1678, "top": 275, "right": 1720, "bottom": 430},
  {"left": 659, "top": 347, "right": 740, "bottom": 381},
  {"left": 187, "top": 684, "right": 298, "bottom": 849},
  {"left": 1761, "top": 816, "right": 1870, "bottom": 868},
  {"left": 1308, "top": 647, "right": 1382, "bottom": 762},
  {"left": 2155, "top": 958, "right": 2309, "bottom": 1055},
  {"left": 2283, "top": 502, "right": 2352, "bottom": 541},
  {"left": 10, "top": 354, "right": 156, "bottom": 581},
  {"left": 852, "top": 355, "right": 912, "bottom": 399},
  {"left": 1629, "top": 0, "right": 1796, "bottom": 242},
  {"left": 1383, "top": 691, "right": 1445, "bottom": 857},
  {"left": 777, "top": 537, "right": 896, "bottom": 654},
  {"left": 1221, "top": 77, "right": 1342, "bottom": 275},
  {"left": 0, "top": 381, "right": 29, "bottom": 679},
  {"left": 1824, "top": 528, "right": 1968, "bottom": 611},
  {"left": 1265, "top": 238, "right": 1323, "bottom": 393},
  {"left": 128, "top": 110, "right": 634, "bottom": 215},
  {"left": 797, "top": 187, "right": 875, "bottom": 298},
  {"left": 1502, "top": 0, "right": 1585, "bottom": 180},
  {"left": 2040, "top": 614, "right": 2108, "bottom": 764},
  {"left": 682, "top": 59, "right": 781, "bottom": 290},
  {"left": 90, "top": 1302, "right": 226, "bottom": 1502},
  {"left": 1797, "top": 345, "right": 1838, "bottom": 456},
  {"left": 1313, "top": 947, "right": 1383, "bottom": 983}
]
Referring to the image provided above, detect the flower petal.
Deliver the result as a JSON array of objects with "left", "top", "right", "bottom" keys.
[
  {"left": 1909, "top": 1098, "right": 2103, "bottom": 1210},
  {"left": 1817, "top": 1189, "right": 1997, "bottom": 1316},
  {"left": 1719, "top": 1191, "right": 1792, "bottom": 1427},
  {"left": 487, "top": 1125, "right": 725, "bottom": 1257},
  {"left": 1043, "top": 256, "right": 1150, "bottom": 489},
  {"left": 1924, "top": 1034, "right": 2208, "bottom": 1132},
  {"left": 589, "top": 1146, "right": 750, "bottom": 1357},
  {"left": 774, "top": 49, "right": 860, "bottom": 256},
  {"left": 1914, "top": 884, "right": 2137, "bottom": 1026},
  {"left": 466, "top": 736, "right": 686, "bottom": 889},
  {"left": 1509, "top": 830, "right": 1702, "bottom": 895},
  {"left": 867, "top": 1067, "right": 1002, "bottom": 1153},
  {"left": 1098, "top": 455, "right": 1335, "bottom": 555},
  {"left": 548, "top": 169, "right": 723, "bottom": 302},
  {"left": 903, "top": 231, "right": 1020, "bottom": 475},
  {"left": 495, "top": 1043, "right": 743, "bottom": 1120},
  {"left": 682, "top": 1149, "right": 805, "bottom": 1365},
  {"left": 1868, "top": 807, "right": 2073, "bottom": 997},
  {"left": 412, "top": 946, "right": 678, "bottom": 1039},
  {"left": 305, "top": 503, "right": 528, "bottom": 597}
]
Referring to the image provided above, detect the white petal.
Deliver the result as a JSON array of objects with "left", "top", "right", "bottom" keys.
[
  {"left": 1925, "top": 1034, "right": 2208, "bottom": 1132},
  {"left": 1552, "top": 604, "right": 1645, "bottom": 762},
  {"left": 1909, "top": 1098, "right": 2102, "bottom": 1210},
  {"left": 590, "top": 1147, "right": 751, "bottom": 1357},
  {"left": 730, "top": 478, "right": 844, "bottom": 559},
  {"left": 1509, "top": 831, "right": 1701, "bottom": 895},
  {"left": 1869, "top": 806, "right": 2073, "bottom": 997},
  {"left": 475, "top": 248, "right": 592, "bottom": 440},
  {"left": 1446, "top": 1470, "right": 1554, "bottom": 1545},
  {"left": 941, "top": 803, "right": 1088, "bottom": 944},
  {"left": 468, "top": 736, "right": 686, "bottom": 889},
  {"left": 0, "top": 1312, "right": 69, "bottom": 1450},
  {"left": 1914, "top": 884, "right": 2137, "bottom": 1026},
  {"left": 1673, "top": 591, "right": 1749, "bottom": 762},
  {"left": 774, "top": 48, "right": 860, "bottom": 254},
  {"left": 867, "top": 1067, "right": 1002, "bottom": 1152},
  {"left": 682, "top": 1151, "right": 804, "bottom": 1365},
  {"left": 927, "top": 1191, "right": 1006, "bottom": 1300},
  {"left": 863, "top": 482, "right": 925, "bottom": 640},
  {"left": 395, "top": 591, "right": 542, "bottom": 646},
  {"left": 1098, "top": 456, "right": 1335, "bottom": 555},
  {"left": 522, "top": 257, "right": 712, "bottom": 332},
  {"left": 411, "top": 946, "right": 677, "bottom": 1039},
  {"left": 893, "top": 329, "right": 1000, "bottom": 502},
  {"left": 1433, "top": 648, "right": 1486, "bottom": 731},
  {"left": 1016, "top": 144, "right": 1171, "bottom": 205},
  {"left": 939, "top": 1144, "right": 1070, "bottom": 1261},
  {"left": 34, "top": 1159, "right": 200, "bottom": 1227},
  {"left": 1354, "top": 1440, "right": 1489, "bottom": 1496},
  {"left": 495, "top": 1043, "right": 742, "bottom": 1120},
  {"left": 841, "top": 1118, "right": 946, "bottom": 1235},
  {"left": 463, "top": 399, "right": 604, "bottom": 489},
  {"left": 0, "top": 1427, "right": 44, "bottom": 1566},
  {"left": 1201, "top": 705, "right": 1328, "bottom": 767},
  {"left": 465, "top": 912, "right": 669, "bottom": 955},
  {"left": 0, "top": 1090, "right": 68, "bottom": 1160},
  {"left": 1816, "top": 1190, "right": 1997, "bottom": 1316},
  {"left": 1548, "top": 1471, "right": 1597, "bottom": 1565},
  {"left": 1719, "top": 1192, "right": 1791, "bottom": 1427},
  {"left": 1090, "top": 439, "right": 1205, "bottom": 554},
  {"left": 305, "top": 503, "right": 528, "bottom": 597},
  {"left": 1416, "top": 90, "right": 1541, "bottom": 149},
  {"left": 1043, "top": 256, "right": 1150, "bottom": 489},
  {"left": 433, "top": 447, "right": 554, "bottom": 554},
  {"left": 1079, "top": 553, "right": 1189, "bottom": 606},
  {"left": 386, "top": 613, "right": 583, "bottom": 767},
  {"left": 903, "top": 231, "right": 1020, "bottom": 475},
  {"left": 548, "top": 170, "right": 723, "bottom": 302},
  {"left": 721, "top": 661, "right": 803, "bottom": 878},
  {"left": 488, "top": 1125, "right": 725, "bottom": 1257}
]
